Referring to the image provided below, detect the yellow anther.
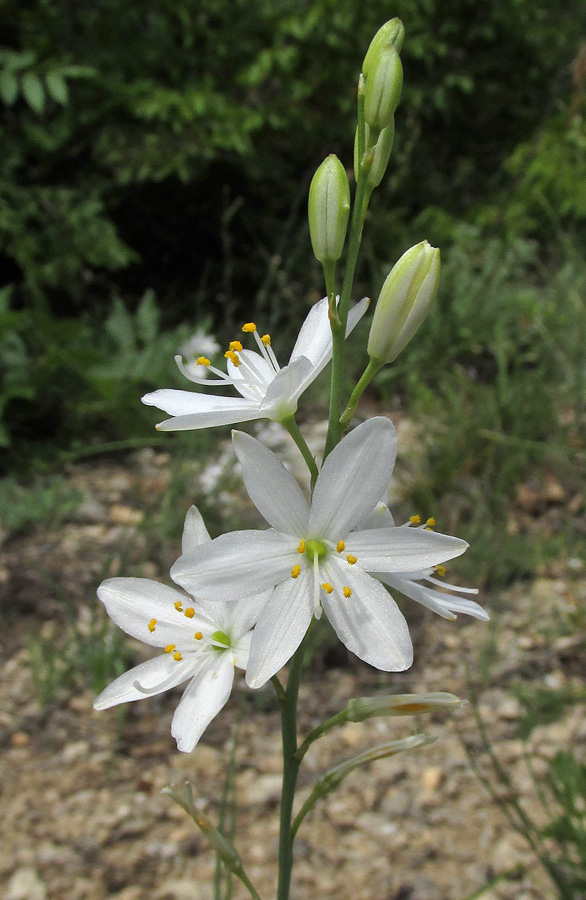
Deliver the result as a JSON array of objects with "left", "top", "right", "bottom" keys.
[
  {"left": 426, "top": 517, "right": 436, "bottom": 528},
  {"left": 229, "top": 340, "right": 243, "bottom": 352},
  {"left": 165, "top": 644, "right": 176, "bottom": 654},
  {"left": 291, "top": 564, "right": 301, "bottom": 579},
  {"left": 194, "top": 631, "right": 203, "bottom": 641},
  {"left": 224, "top": 350, "right": 240, "bottom": 366},
  {"left": 346, "top": 554, "right": 357, "bottom": 565},
  {"left": 184, "top": 607, "right": 195, "bottom": 618},
  {"left": 321, "top": 582, "right": 334, "bottom": 594},
  {"left": 148, "top": 618, "right": 157, "bottom": 633},
  {"left": 343, "top": 586, "right": 352, "bottom": 598},
  {"left": 409, "top": 514, "right": 421, "bottom": 525},
  {"left": 435, "top": 565, "right": 446, "bottom": 576},
  {"left": 174, "top": 601, "right": 183, "bottom": 611},
  {"left": 297, "top": 540, "right": 306, "bottom": 553},
  {"left": 196, "top": 356, "right": 210, "bottom": 366},
  {"left": 173, "top": 652, "right": 183, "bottom": 661},
  {"left": 242, "top": 322, "right": 257, "bottom": 333},
  {"left": 336, "top": 540, "right": 345, "bottom": 553},
  {"left": 261, "top": 334, "right": 271, "bottom": 346}
]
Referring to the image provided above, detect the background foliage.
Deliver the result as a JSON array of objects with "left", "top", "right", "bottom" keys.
[{"left": 0, "top": 0, "right": 585, "bottom": 497}]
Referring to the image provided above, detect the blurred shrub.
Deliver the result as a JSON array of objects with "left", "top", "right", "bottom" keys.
[{"left": 0, "top": 0, "right": 583, "bottom": 324}]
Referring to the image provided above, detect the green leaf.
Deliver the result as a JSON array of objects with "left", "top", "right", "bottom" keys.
[
  {"left": 0, "top": 70, "right": 19, "bottom": 105},
  {"left": 21, "top": 72, "right": 45, "bottom": 113},
  {"left": 45, "top": 71, "right": 69, "bottom": 105}
]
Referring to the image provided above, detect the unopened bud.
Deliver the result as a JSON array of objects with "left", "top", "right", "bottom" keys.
[
  {"left": 354, "top": 121, "right": 395, "bottom": 189},
  {"left": 368, "top": 241, "right": 440, "bottom": 364},
  {"left": 363, "top": 47, "right": 403, "bottom": 130},
  {"left": 345, "top": 692, "right": 465, "bottom": 723},
  {"left": 363, "top": 19, "right": 405, "bottom": 76},
  {"left": 308, "top": 154, "right": 350, "bottom": 264}
]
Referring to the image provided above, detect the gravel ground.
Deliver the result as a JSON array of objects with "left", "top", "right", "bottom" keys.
[{"left": 1, "top": 425, "right": 584, "bottom": 900}]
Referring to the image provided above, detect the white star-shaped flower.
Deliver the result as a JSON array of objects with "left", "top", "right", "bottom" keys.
[
  {"left": 171, "top": 417, "right": 469, "bottom": 687},
  {"left": 142, "top": 296, "right": 368, "bottom": 431},
  {"left": 93, "top": 506, "right": 269, "bottom": 752}
]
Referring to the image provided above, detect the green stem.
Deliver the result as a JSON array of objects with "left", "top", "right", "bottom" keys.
[
  {"left": 295, "top": 710, "right": 347, "bottom": 763},
  {"left": 282, "top": 416, "right": 319, "bottom": 488},
  {"left": 323, "top": 146, "right": 372, "bottom": 460},
  {"left": 339, "top": 357, "right": 382, "bottom": 428},
  {"left": 276, "top": 644, "right": 305, "bottom": 900}
]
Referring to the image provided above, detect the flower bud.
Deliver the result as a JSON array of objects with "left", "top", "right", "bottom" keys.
[
  {"left": 354, "top": 121, "right": 395, "bottom": 189},
  {"left": 345, "top": 692, "right": 465, "bottom": 723},
  {"left": 368, "top": 241, "right": 440, "bottom": 364},
  {"left": 363, "top": 46, "right": 403, "bottom": 130},
  {"left": 363, "top": 18, "right": 405, "bottom": 76},
  {"left": 308, "top": 154, "right": 350, "bottom": 264}
]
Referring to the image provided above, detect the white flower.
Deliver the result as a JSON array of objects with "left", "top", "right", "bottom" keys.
[
  {"left": 93, "top": 506, "right": 269, "bottom": 752},
  {"left": 177, "top": 328, "right": 221, "bottom": 380},
  {"left": 142, "top": 296, "right": 369, "bottom": 431},
  {"left": 170, "top": 417, "right": 469, "bottom": 688},
  {"left": 356, "top": 502, "right": 487, "bottom": 621}
]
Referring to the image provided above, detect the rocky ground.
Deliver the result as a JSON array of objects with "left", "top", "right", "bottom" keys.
[{"left": 1, "top": 420, "right": 585, "bottom": 900}]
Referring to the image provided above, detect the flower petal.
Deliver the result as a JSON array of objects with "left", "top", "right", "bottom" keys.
[
  {"left": 348, "top": 526, "right": 468, "bottom": 571},
  {"left": 322, "top": 560, "right": 413, "bottom": 671},
  {"left": 142, "top": 390, "right": 260, "bottom": 430},
  {"left": 260, "top": 356, "right": 314, "bottom": 413},
  {"left": 211, "top": 591, "right": 271, "bottom": 639},
  {"left": 289, "top": 296, "right": 369, "bottom": 371},
  {"left": 97, "top": 578, "right": 213, "bottom": 648},
  {"left": 171, "top": 653, "right": 235, "bottom": 752},
  {"left": 232, "top": 430, "right": 310, "bottom": 536},
  {"left": 309, "top": 417, "right": 398, "bottom": 539},
  {"left": 246, "top": 568, "right": 314, "bottom": 688},
  {"left": 171, "top": 530, "right": 296, "bottom": 600},
  {"left": 93, "top": 654, "right": 195, "bottom": 709},
  {"left": 380, "top": 573, "right": 489, "bottom": 621},
  {"left": 181, "top": 505, "right": 211, "bottom": 554}
]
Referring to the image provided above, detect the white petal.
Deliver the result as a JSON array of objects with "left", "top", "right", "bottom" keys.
[
  {"left": 246, "top": 569, "right": 314, "bottom": 688},
  {"left": 232, "top": 430, "right": 310, "bottom": 536},
  {"left": 171, "top": 530, "right": 296, "bottom": 600},
  {"left": 171, "top": 653, "right": 235, "bottom": 752},
  {"left": 97, "top": 578, "right": 212, "bottom": 648},
  {"left": 322, "top": 560, "right": 413, "bottom": 671},
  {"left": 380, "top": 574, "right": 489, "bottom": 621},
  {"left": 355, "top": 501, "right": 395, "bottom": 531},
  {"left": 142, "top": 390, "right": 260, "bottom": 430},
  {"left": 181, "top": 505, "right": 211, "bottom": 554},
  {"left": 309, "top": 417, "right": 398, "bottom": 539},
  {"left": 228, "top": 350, "right": 274, "bottom": 398},
  {"left": 348, "top": 526, "right": 468, "bottom": 571},
  {"left": 93, "top": 654, "right": 195, "bottom": 709},
  {"left": 289, "top": 296, "right": 369, "bottom": 372},
  {"left": 260, "top": 356, "right": 314, "bottom": 413}
]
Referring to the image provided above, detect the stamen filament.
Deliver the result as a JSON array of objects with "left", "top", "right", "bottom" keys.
[{"left": 313, "top": 555, "right": 322, "bottom": 619}]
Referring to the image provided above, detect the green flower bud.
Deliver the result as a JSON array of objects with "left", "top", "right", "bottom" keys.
[
  {"left": 354, "top": 121, "right": 395, "bottom": 189},
  {"left": 363, "top": 46, "right": 403, "bottom": 130},
  {"left": 368, "top": 241, "right": 440, "bottom": 364},
  {"left": 308, "top": 154, "right": 350, "bottom": 264},
  {"left": 363, "top": 18, "right": 405, "bottom": 76}
]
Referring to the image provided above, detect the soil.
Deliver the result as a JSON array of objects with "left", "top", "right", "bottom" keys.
[{"left": 1, "top": 422, "right": 585, "bottom": 900}]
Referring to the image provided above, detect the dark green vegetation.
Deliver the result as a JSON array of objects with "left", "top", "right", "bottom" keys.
[{"left": 1, "top": 0, "right": 585, "bottom": 584}]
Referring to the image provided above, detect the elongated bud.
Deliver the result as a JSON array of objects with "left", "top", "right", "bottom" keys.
[
  {"left": 345, "top": 692, "right": 465, "bottom": 723},
  {"left": 363, "top": 18, "right": 405, "bottom": 76},
  {"left": 368, "top": 241, "right": 440, "bottom": 364},
  {"left": 308, "top": 154, "right": 350, "bottom": 264},
  {"left": 354, "top": 121, "right": 395, "bottom": 189},
  {"left": 363, "top": 47, "right": 403, "bottom": 130}
]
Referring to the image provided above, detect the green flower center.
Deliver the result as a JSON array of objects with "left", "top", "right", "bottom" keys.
[
  {"left": 305, "top": 539, "right": 328, "bottom": 562},
  {"left": 211, "top": 630, "right": 231, "bottom": 651}
]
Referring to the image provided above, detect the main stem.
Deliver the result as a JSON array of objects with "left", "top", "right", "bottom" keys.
[
  {"left": 276, "top": 644, "right": 305, "bottom": 900},
  {"left": 323, "top": 166, "right": 369, "bottom": 460}
]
